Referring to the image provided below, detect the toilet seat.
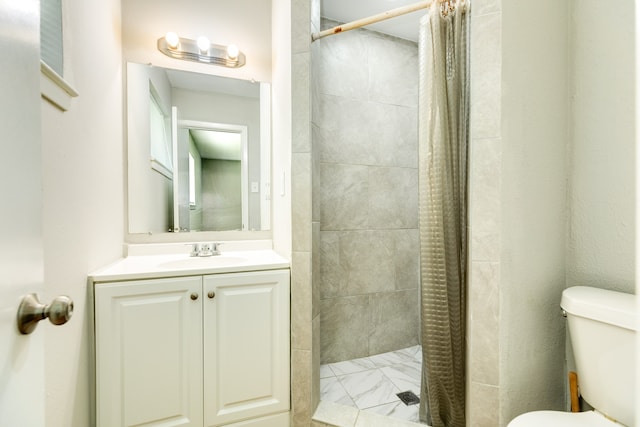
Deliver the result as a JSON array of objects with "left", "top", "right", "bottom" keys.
[{"left": 508, "top": 410, "right": 624, "bottom": 427}]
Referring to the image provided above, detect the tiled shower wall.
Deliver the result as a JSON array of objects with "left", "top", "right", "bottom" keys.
[
  {"left": 291, "top": 0, "right": 507, "bottom": 425},
  {"left": 315, "top": 19, "right": 421, "bottom": 364},
  {"left": 467, "top": 0, "right": 502, "bottom": 426}
]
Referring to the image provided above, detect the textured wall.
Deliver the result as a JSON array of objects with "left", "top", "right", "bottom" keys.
[
  {"left": 40, "top": 0, "right": 124, "bottom": 424},
  {"left": 566, "top": 0, "right": 635, "bottom": 295},
  {"left": 499, "top": 0, "right": 571, "bottom": 424},
  {"left": 315, "top": 20, "right": 420, "bottom": 364}
]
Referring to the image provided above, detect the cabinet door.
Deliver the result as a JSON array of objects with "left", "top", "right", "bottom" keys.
[
  {"left": 95, "top": 276, "right": 203, "bottom": 427},
  {"left": 203, "top": 270, "right": 290, "bottom": 427}
]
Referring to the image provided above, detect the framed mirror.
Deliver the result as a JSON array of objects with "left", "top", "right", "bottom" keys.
[{"left": 126, "top": 62, "right": 271, "bottom": 235}]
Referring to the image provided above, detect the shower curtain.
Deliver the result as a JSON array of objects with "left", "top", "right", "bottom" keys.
[{"left": 418, "top": 1, "right": 469, "bottom": 426}]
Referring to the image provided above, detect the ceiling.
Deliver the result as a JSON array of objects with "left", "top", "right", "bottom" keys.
[
  {"left": 321, "top": 0, "right": 427, "bottom": 42},
  {"left": 166, "top": 69, "right": 260, "bottom": 98},
  {"left": 190, "top": 129, "right": 242, "bottom": 161}
]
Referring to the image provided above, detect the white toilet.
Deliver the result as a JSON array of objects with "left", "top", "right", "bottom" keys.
[{"left": 508, "top": 286, "right": 636, "bottom": 427}]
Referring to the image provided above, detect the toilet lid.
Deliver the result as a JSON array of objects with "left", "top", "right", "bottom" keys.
[{"left": 508, "top": 410, "right": 623, "bottom": 427}]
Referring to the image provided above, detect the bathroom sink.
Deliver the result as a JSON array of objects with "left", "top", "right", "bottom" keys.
[
  {"left": 158, "top": 256, "right": 248, "bottom": 270},
  {"left": 89, "top": 246, "right": 290, "bottom": 282}
]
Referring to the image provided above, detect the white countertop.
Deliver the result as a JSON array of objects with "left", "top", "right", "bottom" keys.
[{"left": 89, "top": 243, "right": 290, "bottom": 282}]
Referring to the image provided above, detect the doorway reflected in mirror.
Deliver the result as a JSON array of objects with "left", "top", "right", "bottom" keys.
[{"left": 126, "top": 62, "right": 271, "bottom": 235}]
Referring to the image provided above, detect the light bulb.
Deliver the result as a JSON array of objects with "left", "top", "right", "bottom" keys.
[
  {"left": 197, "top": 36, "right": 210, "bottom": 53},
  {"left": 165, "top": 32, "right": 180, "bottom": 49},
  {"left": 226, "top": 44, "right": 239, "bottom": 60}
]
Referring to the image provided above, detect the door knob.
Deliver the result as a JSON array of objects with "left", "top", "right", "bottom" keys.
[{"left": 17, "top": 293, "right": 74, "bottom": 335}]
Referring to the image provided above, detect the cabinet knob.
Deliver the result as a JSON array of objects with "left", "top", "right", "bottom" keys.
[
  {"left": 190, "top": 292, "right": 199, "bottom": 301},
  {"left": 208, "top": 291, "right": 216, "bottom": 299}
]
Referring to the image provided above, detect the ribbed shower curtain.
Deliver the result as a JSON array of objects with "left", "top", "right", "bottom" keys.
[{"left": 418, "top": 1, "right": 469, "bottom": 427}]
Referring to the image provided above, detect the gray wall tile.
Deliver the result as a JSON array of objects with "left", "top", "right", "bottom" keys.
[
  {"left": 317, "top": 26, "right": 369, "bottom": 99},
  {"left": 292, "top": 0, "right": 311, "bottom": 54},
  {"left": 317, "top": 94, "right": 379, "bottom": 166},
  {"left": 369, "top": 289, "right": 420, "bottom": 355},
  {"left": 320, "top": 163, "right": 369, "bottom": 231},
  {"left": 367, "top": 33, "right": 419, "bottom": 108},
  {"left": 392, "top": 229, "right": 420, "bottom": 290},
  {"left": 469, "top": 382, "right": 499, "bottom": 427},
  {"left": 312, "top": 124, "right": 322, "bottom": 222},
  {"left": 339, "top": 230, "right": 396, "bottom": 295},
  {"left": 316, "top": 21, "right": 421, "bottom": 364},
  {"left": 368, "top": 167, "right": 418, "bottom": 229},
  {"left": 470, "top": 12, "right": 502, "bottom": 139},
  {"left": 369, "top": 103, "right": 418, "bottom": 169},
  {"left": 292, "top": 349, "right": 313, "bottom": 425},
  {"left": 471, "top": 0, "right": 501, "bottom": 17},
  {"left": 321, "top": 295, "right": 369, "bottom": 363},
  {"left": 293, "top": 153, "right": 313, "bottom": 251},
  {"left": 293, "top": 53, "right": 311, "bottom": 154},
  {"left": 320, "top": 231, "right": 345, "bottom": 299},
  {"left": 470, "top": 138, "right": 501, "bottom": 233},
  {"left": 317, "top": 95, "right": 418, "bottom": 168},
  {"left": 312, "top": 221, "right": 321, "bottom": 317},
  {"left": 469, "top": 262, "right": 500, "bottom": 386},
  {"left": 292, "top": 251, "right": 313, "bottom": 350}
]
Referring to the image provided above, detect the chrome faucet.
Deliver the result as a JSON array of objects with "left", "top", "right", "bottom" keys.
[{"left": 188, "top": 242, "right": 222, "bottom": 257}]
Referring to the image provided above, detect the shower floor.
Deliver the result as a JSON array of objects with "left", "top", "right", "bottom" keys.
[{"left": 320, "top": 345, "right": 422, "bottom": 424}]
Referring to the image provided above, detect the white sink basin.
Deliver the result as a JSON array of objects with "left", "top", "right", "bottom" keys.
[{"left": 158, "top": 256, "right": 248, "bottom": 270}]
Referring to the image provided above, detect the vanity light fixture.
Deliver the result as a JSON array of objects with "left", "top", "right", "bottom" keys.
[{"left": 157, "top": 32, "right": 246, "bottom": 68}]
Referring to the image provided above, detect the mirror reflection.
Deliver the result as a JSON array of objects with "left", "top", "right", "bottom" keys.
[{"left": 127, "top": 62, "right": 271, "bottom": 234}]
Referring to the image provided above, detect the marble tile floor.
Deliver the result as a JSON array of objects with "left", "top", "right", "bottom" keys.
[{"left": 319, "top": 345, "right": 425, "bottom": 425}]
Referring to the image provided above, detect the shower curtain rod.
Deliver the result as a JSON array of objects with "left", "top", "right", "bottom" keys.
[{"left": 311, "top": 0, "right": 435, "bottom": 42}]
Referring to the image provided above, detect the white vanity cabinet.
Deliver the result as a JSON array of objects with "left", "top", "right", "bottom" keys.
[{"left": 94, "top": 269, "right": 290, "bottom": 427}]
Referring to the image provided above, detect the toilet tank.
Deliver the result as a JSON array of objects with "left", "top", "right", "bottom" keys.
[{"left": 561, "top": 286, "right": 636, "bottom": 427}]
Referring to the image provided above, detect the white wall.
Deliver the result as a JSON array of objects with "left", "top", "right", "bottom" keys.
[
  {"left": 636, "top": 1, "right": 640, "bottom": 423},
  {"left": 271, "top": 0, "right": 292, "bottom": 258},
  {"left": 40, "top": 0, "right": 123, "bottom": 425},
  {"left": 122, "top": 0, "right": 272, "bottom": 84},
  {"left": 567, "top": 0, "right": 636, "bottom": 295},
  {"left": 127, "top": 63, "right": 174, "bottom": 234},
  {"left": 500, "top": 0, "right": 569, "bottom": 423},
  {"left": 495, "top": 1, "right": 636, "bottom": 424}
]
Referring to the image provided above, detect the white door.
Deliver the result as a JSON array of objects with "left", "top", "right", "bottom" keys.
[
  {"left": 171, "top": 106, "right": 181, "bottom": 232},
  {"left": 176, "top": 125, "right": 191, "bottom": 232},
  {"left": 0, "top": 0, "right": 46, "bottom": 425}
]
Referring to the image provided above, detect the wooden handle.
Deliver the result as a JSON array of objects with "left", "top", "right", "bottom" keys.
[{"left": 569, "top": 371, "right": 579, "bottom": 412}]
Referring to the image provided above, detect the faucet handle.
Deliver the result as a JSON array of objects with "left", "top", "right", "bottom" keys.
[
  {"left": 211, "top": 242, "right": 222, "bottom": 255},
  {"left": 186, "top": 243, "right": 200, "bottom": 257}
]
